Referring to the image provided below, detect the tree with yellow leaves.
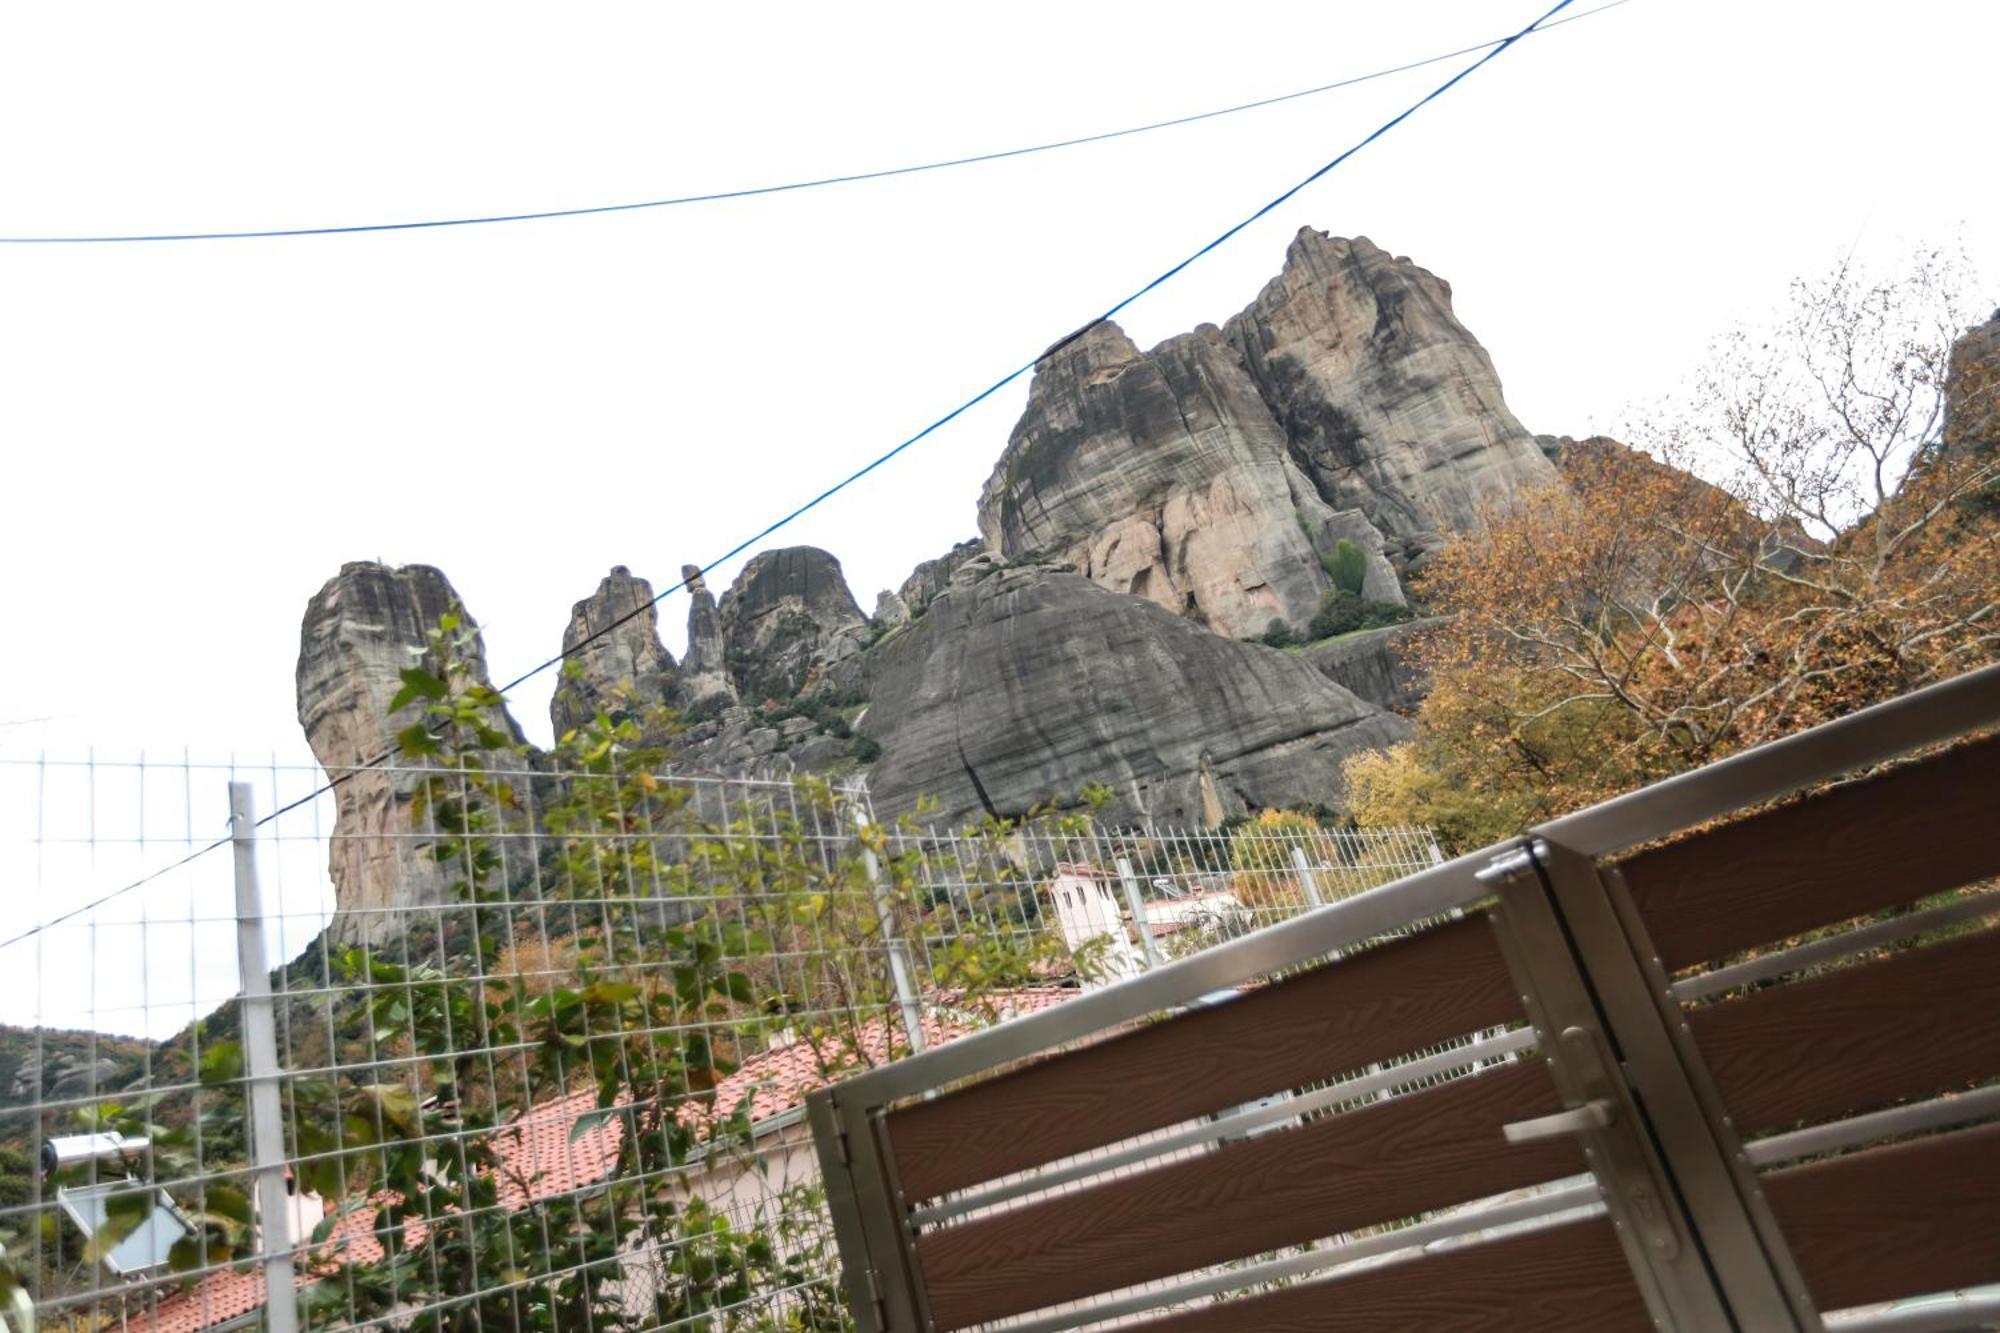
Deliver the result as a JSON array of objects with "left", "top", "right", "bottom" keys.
[{"left": 1347, "top": 250, "right": 1997, "bottom": 850}]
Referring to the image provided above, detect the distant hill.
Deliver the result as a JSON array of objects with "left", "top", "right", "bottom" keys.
[{"left": 0, "top": 1024, "right": 155, "bottom": 1119}]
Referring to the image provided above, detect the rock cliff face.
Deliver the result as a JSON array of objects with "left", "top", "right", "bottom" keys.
[
  {"left": 862, "top": 563, "right": 1410, "bottom": 828},
  {"left": 719, "top": 548, "right": 870, "bottom": 702},
  {"left": 297, "top": 230, "right": 1589, "bottom": 935},
  {"left": 678, "top": 565, "right": 738, "bottom": 709},
  {"left": 1225, "top": 230, "right": 1557, "bottom": 558},
  {"left": 297, "top": 562, "right": 528, "bottom": 947},
  {"left": 1946, "top": 313, "right": 1998, "bottom": 452},
  {"left": 1299, "top": 619, "right": 1438, "bottom": 715},
  {"left": 891, "top": 538, "right": 985, "bottom": 621},
  {"left": 977, "top": 322, "right": 1346, "bottom": 639},
  {"left": 978, "top": 229, "right": 1548, "bottom": 641},
  {"left": 551, "top": 566, "right": 676, "bottom": 737}
]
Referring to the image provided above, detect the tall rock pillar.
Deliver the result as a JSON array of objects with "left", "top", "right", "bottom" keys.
[
  {"left": 678, "top": 565, "right": 738, "bottom": 710},
  {"left": 551, "top": 565, "right": 677, "bottom": 738},
  {"left": 296, "top": 562, "right": 525, "bottom": 947}
]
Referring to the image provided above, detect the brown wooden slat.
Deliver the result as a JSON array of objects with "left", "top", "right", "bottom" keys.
[
  {"left": 915, "top": 1062, "right": 1581, "bottom": 1331},
  {"left": 1114, "top": 1219, "right": 1650, "bottom": 1333},
  {"left": 1687, "top": 924, "right": 2000, "bottom": 1132},
  {"left": 1618, "top": 733, "right": 2000, "bottom": 970},
  {"left": 1764, "top": 1120, "right": 2000, "bottom": 1312},
  {"left": 886, "top": 914, "right": 1517, "bottom": 1201}
]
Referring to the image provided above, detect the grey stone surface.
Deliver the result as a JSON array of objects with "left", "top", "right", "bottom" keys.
[
  {"left": 47, "top": 1057, "right": 129, "bottom": 1101},
  {"left": 551, "top": 565, "right": 676, "bottom": 738},
  {"left": 978, "top": 322, "right": 1335, "bottom": 639},
  {"left": 1297, "top": 502, "right": 1405, "bottom": 605},
  {"left": 671, "top": 705, "right": 791, "bottom": 779},
  {"left": 296, "top": 562, "right": 527, "bottom": 946},
  {"left": 301, "top": 234, "right": 1591, "bottom": 851},
  {"left": 1298, "top": 618, "right": 1439, "bottom": 715},
  {"left": 861, "top": 564, "right": 1409, "bottom": 829},
  {"left": 11, "top": 1054, "right": 134, "bottom": 1103},
  {"left": 1225, "top": 230, "right": 1557, "bottom": 558},
  {"left": 1947, "top": 313, "right": 1999, "bottom": 451},
  {"left": 719, "top": 547, "right": 869, "bottom": 702},
  {"left": 872, "top": 589, "right": 910, "bottom": 629},
  {"left": 976, "top": 230, "right": 1543, "bottom": 638},
  {"left": 678, "top": 564, "right": 737, "bottom": 709},
  {"left": 896, "top": 538, "right": 986, "bottom": 619}
]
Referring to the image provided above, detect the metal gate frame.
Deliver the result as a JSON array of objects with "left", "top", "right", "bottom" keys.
[
  {"left": 1481, "top": 839, "right": 1813, "bottom": 1330},
  {"left": 809, "top": 663, "right": 2000, "bottom": 1332}
]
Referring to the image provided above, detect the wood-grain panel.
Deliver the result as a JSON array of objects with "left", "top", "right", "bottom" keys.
[
  {"left": 1113, "top": 1218, "right": 1650, "bottom": 1333},
  {"left": 1618, "top": 733, "right": 2000, "bottom": 970},
  {"left": 1687, "top": 925, "right": 2000, "bottom": 1132},
  {"left": 886, "top": 914, "right": 1517, "bottom": 1202},
  {"left": 1764, "top": 1120, "right": 2000, "bottom": 1313},
  {"left": 916, "top": 1062, "right": 1580, "bottom": 1331}
]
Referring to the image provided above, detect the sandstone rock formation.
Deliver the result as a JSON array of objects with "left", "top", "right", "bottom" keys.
[
  {"left": 678, "top": 565, "right": 738, "bottom": 710},
  {"left": 297, "top": 562, "right": 527, "bottom": 947},
  {"left": 872, "top": 589, "right": 911, "bottom": 629},
  {"left": 1299, "top": 619, "right": 1438, "bottom": 715},
  {"left": 719, "top": 547, "right": 869, "bottom": 702},
  {"left": 551, "top": 566, "right": 676, "bottom": 737},
  {"left": 1224, "top": 230, "right": 1557, "bottom": 558},
  {"left": 1946, "top": 312, "right": 1998, "bottom": 452},
  {"left": 861, "top": 563, "right": 1410, "bottom": 829},
  {"left": 978, "top": 323, "right": 1345, "bottom": 639},
  {"left": 893, "top": 538, "right": 986, "bottom": 621},
  {"left": 297, "top": 229, "right": 1586, "bottom": 936},
  {"left": 978, "top": 229, "right": 1542, "bottom": 639}
]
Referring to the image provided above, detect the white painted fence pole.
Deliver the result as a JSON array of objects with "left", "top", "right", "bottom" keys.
[
  {"left": 854, "top": 809, "right": 926, "bottom": 1054},
  {"left": 1115, "top": 858, "right": 1163, "bottom": 970},
  {"left": 228, "top": 783, "right": 298, "bottom": 1333},
  {"left": 1289, "top": 846, "right": 1324, "bottom": 909}
]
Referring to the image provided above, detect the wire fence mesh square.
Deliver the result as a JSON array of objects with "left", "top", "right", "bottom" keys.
[{"left": 0, "top": 752, "right": 1441, "bottom": 1333}]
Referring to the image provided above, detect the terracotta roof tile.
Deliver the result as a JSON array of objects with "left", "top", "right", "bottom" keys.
[{"left": 142, "top": 988, "right": 1075, "bottom": 1332}]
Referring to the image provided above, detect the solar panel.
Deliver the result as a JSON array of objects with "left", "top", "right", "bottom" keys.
[{"left": 55, "top": 1181, "right": 197, "bottom": 1276}]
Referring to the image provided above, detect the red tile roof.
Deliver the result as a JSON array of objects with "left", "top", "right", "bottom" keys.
[{"left": 141, "top": 989, "right": 1075, "bottom": 1333}]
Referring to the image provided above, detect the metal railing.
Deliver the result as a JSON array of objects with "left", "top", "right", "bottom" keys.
[
  {"left": 807, "top": 663, "right": 2000, "bottom": 1333},
  {"left": 0, "top": 751, "right": 1441, "bottom": 1333}
]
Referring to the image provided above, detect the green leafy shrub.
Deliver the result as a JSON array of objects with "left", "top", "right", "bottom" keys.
[
  {"left": 1309, "top": 591, "right": 1412, "bottom": 640},
  {"left": 0, "top": 1145, "right": 29, "bottom": 1210},
  {"left": 1257, "top": 619, "right": 1298, "bottom": 649},
  {"left": 1323, "top": 539, "right": 1367, "bottom": 596}
]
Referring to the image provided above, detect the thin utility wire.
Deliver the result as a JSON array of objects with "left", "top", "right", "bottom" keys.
[
  {"left": 0, "top": 0, "right": 1588, "bottom": 953},
  {"left": 0, "top": 0, "right": 1626, "bottom": 246}
]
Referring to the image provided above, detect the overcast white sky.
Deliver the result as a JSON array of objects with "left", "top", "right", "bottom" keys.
[{"left": 1, "top": 0, "right": 1995, "bottom": 1000}]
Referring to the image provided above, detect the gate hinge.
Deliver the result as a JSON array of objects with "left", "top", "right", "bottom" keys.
[{"left": 863, "top": 1267, "right": 888, "bottom": 1329}]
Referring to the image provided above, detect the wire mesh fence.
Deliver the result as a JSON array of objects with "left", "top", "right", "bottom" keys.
[{"left": 0, "top": 750, "right": 1442, "bottom": 1333}]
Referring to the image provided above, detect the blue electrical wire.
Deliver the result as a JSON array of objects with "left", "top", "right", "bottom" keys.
[
  {"left": 2, "top": 0, "right": 1622, "bottom": 246},
  {"left": 0, "top": 0, "right": 1590, "bottom": 950},
  {"left": 586, "top": 0, "right": 1587, "bottom": 685}
]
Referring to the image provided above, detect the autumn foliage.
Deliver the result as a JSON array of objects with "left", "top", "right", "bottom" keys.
[{"left": 1347, "top": 252, "right": 1998, "bottom": 850}]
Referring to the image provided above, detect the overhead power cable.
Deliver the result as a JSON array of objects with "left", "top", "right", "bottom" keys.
[
  {"left": 0, "top": 0, "right": 1589, "bottom": 953},
  {"left": 1, "top": 0, "right": 1625, "bottom": 246}
]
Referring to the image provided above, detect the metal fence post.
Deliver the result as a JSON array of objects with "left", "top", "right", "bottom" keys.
[
  {"left": 229, "top": 783, "right": 298, "bottom": 1333},
  {"left": 1288, "top": 846, "right": 1324, "bottom": 909},
  {"left": 1115, "top": 858, "right": 1162, "bottom": 969},
  {"left": 853, "top": 808, "right": 926, "bottom": 1055}
]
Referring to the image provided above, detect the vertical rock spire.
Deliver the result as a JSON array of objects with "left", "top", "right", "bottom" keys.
[
  {"left": 678, "top": 564, "right": 738, "bottom": 709},
  {"left": 551, "top": 565, "right": 677, "bottom": 738},
  {"left": 296, "top": 562, "right": 526, "bottom": 946}
]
